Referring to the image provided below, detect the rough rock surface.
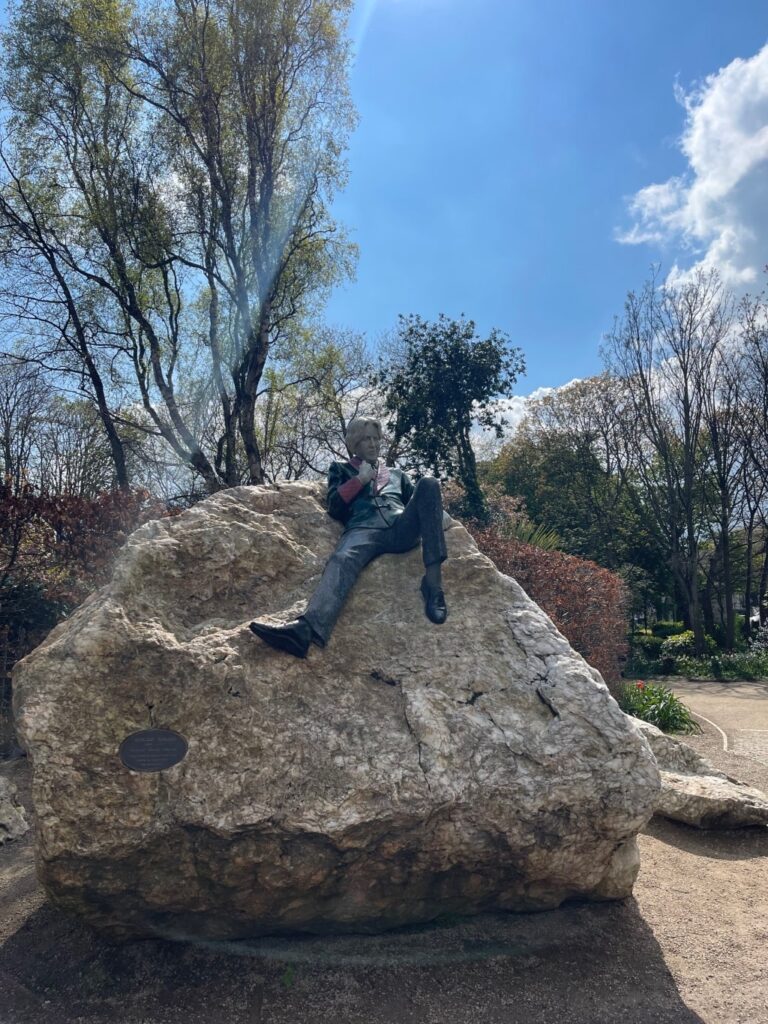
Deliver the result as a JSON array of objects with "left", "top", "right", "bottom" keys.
[
  {"left": 14, "top": 482, "right": 660, "bottom": 940},
  {"left": 633, "top": 719, "right": 768, "bottom": 828},
  {"left": 0, "top": 775, "right": 29, "bottom": 845}
]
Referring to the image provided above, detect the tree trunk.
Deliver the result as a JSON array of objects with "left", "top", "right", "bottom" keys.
[
  {"left": 86, "top": 355, "right": 130, "bottom": 492},
  {"left": 723, "top": 555, "right": 735, "bottom": 648},
  {"left": 758, "top": 536, "right": 768, "bottom": 626},
  {"left": 702, "top": 555, "right": 716, "bottom": 638},
  {"left": 685, "top": 502, "right": 706, "bottom": 652},
  {"left": 744, "top": 514, "right": 755, "bottom": 640},
  {"left": 456, "top": 430, "right": 487, "bottom": 522}
]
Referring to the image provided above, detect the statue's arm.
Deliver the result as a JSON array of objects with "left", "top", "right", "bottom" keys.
[{"left": 327, "top": 461, "right": 364, "bottom": 523}]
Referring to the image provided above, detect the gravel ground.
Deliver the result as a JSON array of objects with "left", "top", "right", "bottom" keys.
[{"left": 1, "top": 716, "right": 766, "bottom": 1024}]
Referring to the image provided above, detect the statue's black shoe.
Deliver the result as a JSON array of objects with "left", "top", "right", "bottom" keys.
[
  {"left": 420, "top": 577, "right": 448, "bottom": 625},
  {"left": 249, "top": 617, "right": 312, "bottom": 658}
]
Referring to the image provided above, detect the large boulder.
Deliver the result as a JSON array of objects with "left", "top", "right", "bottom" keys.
[
  {"left": 14, "top": 482, "right": 660, "bottom": 940},
  {"left": 633, "top": 719, "right": 768, "bottom": 829}
]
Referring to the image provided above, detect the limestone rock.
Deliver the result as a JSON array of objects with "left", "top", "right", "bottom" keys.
[
  {"left": 14, "top": 482, "right": 660, "bottom": 940},
  {"left": 631, "top": 719, "right": 725, "bottom": 778},
  {"left": 0, "top": 776, "right": 29, "bottom": 845},
  {"left": 654, "top": 772, "right": 768, "bottom": 829},
  {"left": 632, "top": 720, "right": 768, "bottom": 828}
]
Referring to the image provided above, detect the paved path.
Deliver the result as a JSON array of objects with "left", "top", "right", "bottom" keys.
[{"left": 670, "top": 677, "right": 768, "bottom": 766}]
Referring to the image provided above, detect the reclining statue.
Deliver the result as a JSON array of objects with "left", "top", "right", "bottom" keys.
[{"left": 250, "top": 417, "right": 448, "bottom": 658}]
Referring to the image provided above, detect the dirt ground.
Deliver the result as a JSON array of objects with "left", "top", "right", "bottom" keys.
[{"left": 1, "top": 718, "right": 767, "bottom": 1024}]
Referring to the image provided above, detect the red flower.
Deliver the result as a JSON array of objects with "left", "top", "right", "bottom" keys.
[{"left": 636, "top": 681, "right": 645, "bottom": 690}]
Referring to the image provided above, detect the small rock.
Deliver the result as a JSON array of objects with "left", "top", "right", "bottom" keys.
[
  {"left": 0, "top": 776, "right": 29, "bottom": 845},
  {"left": 631, "top": 719, "right": 768, "bottom": 828}
]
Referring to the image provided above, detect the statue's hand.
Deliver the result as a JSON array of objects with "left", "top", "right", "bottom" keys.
[{"left": 357, "top": 461, "right": 376, "bottom": 484}]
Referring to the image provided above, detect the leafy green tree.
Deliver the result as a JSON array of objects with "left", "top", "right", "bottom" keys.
[
  {"left": 0, "top": 0, "right": 356, "bottom": 492},
  {"left": 603, "top": 268, "right": 732, "bottom": 653},
  {"left": 257, "top": 326, "right": 380, "bottom": 480},
  {"left": 486, "top": 377, "right": 672, "bottom": 618},
  {"left": 490, "top": 426, "right": 630, "bottom": 564},
  {"left": 0, "top": 359, "right": 50, "bottom": 495},
  {"left": 376, "top": 314, "right": 525, "bottom": 522},
  {"left": 738, "top": 291, "right": 768, "bottom": 631}
]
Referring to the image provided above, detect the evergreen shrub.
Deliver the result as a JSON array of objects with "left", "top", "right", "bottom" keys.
[
  {"left": 710, "top": 618, "right": 747, "bottom": 651},
  {"left": 651, "top": 620, "right": 686, "bottom": 638},
  {"left": 658, "top": 631, "right": 717, "bottom": 672},
  {"left": 623, "top": 649, "right": 660, "bottom": 678},
  {"left": 749, "top": 624, "right": 768, "bottom": 651},
  {"left": 632, "top": 634, "right": 664, "bottom": 660},
  {"left": 674, "top": 652, "right": 768, "bottom": 681}
]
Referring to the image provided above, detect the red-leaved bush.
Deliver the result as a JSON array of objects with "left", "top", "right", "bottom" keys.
[
  {"left": 1, "top": 483, "right": 180, "bottom": 751},
  {"left": 0, "top": 483, "right": 175, "bottom": 609},
  {"left": 1, "top": 483, "right": 177, "bottom": 721},
  {"left": 467, "top": 525, "right": 629, "bottom": 691}
]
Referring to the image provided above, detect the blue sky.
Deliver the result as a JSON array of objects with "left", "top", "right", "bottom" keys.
[{"left": 326, "top": 0, "right": 768, "bottom": 393}]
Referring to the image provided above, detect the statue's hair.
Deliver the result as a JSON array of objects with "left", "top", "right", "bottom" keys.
[{"left": 344, "top": 417, "right": 382, "bottom": 456}]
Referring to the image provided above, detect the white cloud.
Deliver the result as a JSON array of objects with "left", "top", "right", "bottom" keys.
[
  {"left": 619, "top": 43, "right": 768, "bottom": 291},
  {"left": 471, "top": 385, "right": 570, "bottom": 459}
]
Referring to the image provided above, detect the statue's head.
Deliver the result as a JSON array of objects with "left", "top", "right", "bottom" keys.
[{"left": 345, "top": 417, "right": 382, "bottom": 460}]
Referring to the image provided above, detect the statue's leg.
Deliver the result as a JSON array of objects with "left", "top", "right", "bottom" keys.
[
  {"left": 383, "top": 478, "right": 448, "bottom": 624},
  {"left": 303, "top": 528, "right": 384, "bottom": 645},
  {"left": 383, "top": 477, "right": 447, "bottom": 568}
]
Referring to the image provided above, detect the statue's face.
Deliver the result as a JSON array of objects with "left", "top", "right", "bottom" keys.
[{"left": 353, "top": 427, "right": 381, "bottom": 463}]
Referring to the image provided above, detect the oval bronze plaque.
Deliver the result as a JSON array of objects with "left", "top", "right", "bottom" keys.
[{"left": 119, "top": 729, "right": 188, "bottom": 773}]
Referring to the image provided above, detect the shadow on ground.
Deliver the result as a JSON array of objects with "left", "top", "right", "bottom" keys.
[
  {"left": 0, "top": 894, "right": 705, "bottom": 1024},
  {"left": 643, "top": 814, "right": 768, "bottom": 860}
]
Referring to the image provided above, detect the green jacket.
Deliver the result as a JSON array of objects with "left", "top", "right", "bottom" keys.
[{"left": 327, "top": 460, "right": 414, "bottom": 531}]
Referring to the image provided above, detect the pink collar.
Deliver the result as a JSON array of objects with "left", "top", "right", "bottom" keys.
[{"left": 349, "top": 457, "right": 390, "bottom": 494}]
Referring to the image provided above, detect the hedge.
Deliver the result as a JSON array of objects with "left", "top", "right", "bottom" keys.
[{"left": 467, "top": 526, "right": 629, "bottom": 691}]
